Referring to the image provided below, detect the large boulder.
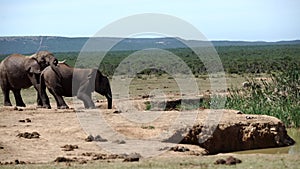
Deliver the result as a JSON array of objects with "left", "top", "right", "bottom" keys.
[{"left": 179, "top": 110, "right": 295, "bottom": 154}]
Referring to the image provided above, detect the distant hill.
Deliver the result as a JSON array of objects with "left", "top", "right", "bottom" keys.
[{"left": 0, "top": 36, "right": 299, "bottom": 55}]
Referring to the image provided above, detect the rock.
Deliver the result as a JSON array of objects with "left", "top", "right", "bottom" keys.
[
  {"left": 31, "top": 132, "right": 40, "bottom": 138},
  {"left": 94, "top": 135, "right": 108, "bottom": 142},
  {"left": 225, "top": 156, "right": 242, "bottom": 165},
  {"left": 54, "top": 157, "right": 74, "bottom": 163},
  {"left": 123, "top": 153, "right": 142, "bottom": 162},
  {"left": 85, "top": 135, "right": 107, "bottom": 142},
  {"left": 170, "top": 146, "right": 190, "bottom": 152},
  {"left": 85, "top": 135, "right": 94, "bottom": 142},
  {"left": 214, "top": 156, "right": 242, "bottom": 165},
  {"left": 82, "top": 152, "right": 122, "bottom": 161},
  {"left": 17, "top": 132, "right": 40, "bottom": 139},
  {"left": 79, "top": 160, "right": 87, "bottom": 164},
  {"left": 178, "top": 110, "right": 295, "bottom": 154},
  {"left": 113, "top": 110, "right": 122, "bottom": 114},
  {"left": 14, "top": 159, "right": 26, "bottom": 165},
  {"left": 112, "top": 139, "right": 126, "bottom": 144},
  {"left": 61, "top": 145, "right": 78, "bottom": 151},
  {"left": 214, "top": 159, "right": 226, "bottom": 165},
  {"left": 14, "top": 159, "right": 19, "bottom": 165},
  {"left": 19, "top": 119, "right": 31, "bottom": 123},
  {"left": 245, "top": 116, "right": 255, "bottom": 119}
]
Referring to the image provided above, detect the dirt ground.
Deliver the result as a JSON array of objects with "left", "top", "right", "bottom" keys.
[
  {"left": 0, "top": 98, "right": 299, "bottom": 169},
  {"left": 0, "top": 74, "right": 299, "bottom": 168}
]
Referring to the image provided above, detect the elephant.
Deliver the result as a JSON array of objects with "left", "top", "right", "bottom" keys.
[
  {"left": 0, "top": 51, "right": 60, "bottom": 108},
  {"left": 40, "top": 62, "right": 112, "bottom": 109}
]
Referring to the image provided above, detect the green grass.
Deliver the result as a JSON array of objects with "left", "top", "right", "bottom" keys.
[
  {"left": 226, "top": 64, "right": 300, "bottom": 127},
  {"left": 0, "top": 154, "right": 299, "bottom": 169}
]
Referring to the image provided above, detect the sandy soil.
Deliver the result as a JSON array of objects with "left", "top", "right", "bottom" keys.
[
  {"left": 0, "top": 98, "right": 297, "bottom": 165},
  {"left": 0, "top": 99, "right": 205, "bottom": 164}
]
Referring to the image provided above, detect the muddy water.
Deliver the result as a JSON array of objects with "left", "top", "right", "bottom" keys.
[{"left": 235, "top": 128, "right": 300, "bottom": 155}]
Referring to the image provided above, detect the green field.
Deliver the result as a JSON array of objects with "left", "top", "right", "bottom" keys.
[
  {"left": 0, "top": 154, "right": 299, "bottom": 169},
  {"left": 0, "top": 44, "right": 299, "bottom": 127}
]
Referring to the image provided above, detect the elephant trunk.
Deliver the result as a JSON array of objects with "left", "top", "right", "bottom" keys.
[{"left": 95, "top": 72, "right": 112, "bottom": 109}]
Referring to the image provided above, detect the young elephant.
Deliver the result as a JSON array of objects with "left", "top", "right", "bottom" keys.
[
  {"left": 0, "top": 51, "right": 60, "bottom": 108},
  {"left": 40, "top": 63, "right": 112, "bottom": 109}
]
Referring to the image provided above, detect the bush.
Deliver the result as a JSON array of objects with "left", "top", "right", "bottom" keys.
[{"left": 226, "top": 64, "right": 300, "bottom": 127}]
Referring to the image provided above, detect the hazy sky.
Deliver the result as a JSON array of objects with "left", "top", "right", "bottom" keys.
[{"left": 0, "top": 0, "right": 299, "bottom": 41}]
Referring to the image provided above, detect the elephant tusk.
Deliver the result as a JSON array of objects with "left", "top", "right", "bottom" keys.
[
  {"left": 29, "top": 54, "right": 37, "bottom": 59},
  {"left": 58, "top": 60, "right": 66, "bottom": 64}
]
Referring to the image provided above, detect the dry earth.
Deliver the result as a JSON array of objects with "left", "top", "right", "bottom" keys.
[{"left": 0, "top": 97, "right": 296, "bottom": 165}]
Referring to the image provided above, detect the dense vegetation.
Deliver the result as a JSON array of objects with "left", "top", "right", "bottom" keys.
[
  {"left": 0, "top": 44, "right": 299, "bottom": 127},
  {"left": 226, "top": 64, "right": 300, "bottom": 127},
  {"left": 2, "top": 44, "right": 297, "bottom": 76},
  {"left": 1, "top": 44, "right": 299, "bottom": 76}
]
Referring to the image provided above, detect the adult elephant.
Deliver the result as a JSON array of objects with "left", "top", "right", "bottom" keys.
[
  {"left": 40, "top": 62, "right": 112, "bottom": 109},
  {"left": 0, "top": 51, "right": 61, "bottom": 108}
]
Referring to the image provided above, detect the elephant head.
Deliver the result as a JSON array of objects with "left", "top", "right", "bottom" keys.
[
  {"left": 31, "top": 51, "right": 58, "bottom": 69},
  {"left": 95, "top": 71, "right": 112, "bottom": 109},
  {"left": 24, "top": 59, "right": 41, "bottom": 74},
  {"left": 31, "top": 51, "right": 62, "bottom": 79}
]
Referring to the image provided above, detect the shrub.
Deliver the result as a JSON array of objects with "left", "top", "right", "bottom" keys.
[{"left": 226, "top": 64, "right": 300, "bottom": 127}]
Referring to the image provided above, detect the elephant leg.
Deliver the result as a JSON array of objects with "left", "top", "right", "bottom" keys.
[
  {"left": 77, "top": 92, "right": 95, "bottom": 109},
  {"left": 1, "top": 87, "right": 12, "bottom": 106},
  {"left": 48, "top": 88, "right": 69, "bottom": 109},
  {"left": 35, "top": 84, "right": 51, "bottom": 109},
  {"left": 12, "top": 89, "right": 26, "bottom": 107},
  {"left": 36, "top": 94, "right": 51, "bottom": 109},
  {"left": 36, "top": 94, "right": 43, "bottom": 108}
]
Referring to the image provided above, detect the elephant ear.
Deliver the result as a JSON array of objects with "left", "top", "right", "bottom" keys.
[{"left": 25, "top": 59, "right": 41, "bottom": 74}]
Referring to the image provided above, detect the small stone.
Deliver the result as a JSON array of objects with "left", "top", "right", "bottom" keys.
[
  {"left": 31, "top": 132, "right": 40, "bottom": 138},
  {"left": 94, "top": 135, "right": 108, "bottom": 142},
  {"left": 113, "top": 110, "right": 122, "bottom": 114},
  {"left": 19, "top": 161, "right": 26, "bottom": 164},
  {"left": 113, "top": 139, "right": 126, "bottom": 144},
  {"left": 85, "top": 135, "right": 94, "bottom": 142},
  {"left": 214, "top": 159, "right": 226, "bottom": 165},
  {"left": 246, "top": 116, "right": 254, "bottom": 119},
  {"left": 25, "top": 118, "right": 31, "bottom": 123},
  {"left": 123, "top": 153, "right": 141, "bottom": 162},
  {"left": 19, "top": 120, "right": 25, "bottom": 123},
  {"left": 225, "top": 156, "right": 242, "bottom": 165},
  {"left": 61, "top": 145, "right": 78, "bottom": 151},
  {"left": 79, "top": 160, "right": 87, "bottom": 164},
  {"left": 170, "top": 146, "right": 189, "bottom": 152},
  {"left": 54, "top": 157, "right": 74, "bottom": 163},
  {"left": 17, "top": 131, "right": 40, "bottom": 139}
]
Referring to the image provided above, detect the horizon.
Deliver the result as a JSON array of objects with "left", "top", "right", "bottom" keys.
[
  {"left": 0, "top": 35, "right": 299, "bottom": 43},
  {"left": 1, "top": 0, "right": 300, "bottom": 42}
]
